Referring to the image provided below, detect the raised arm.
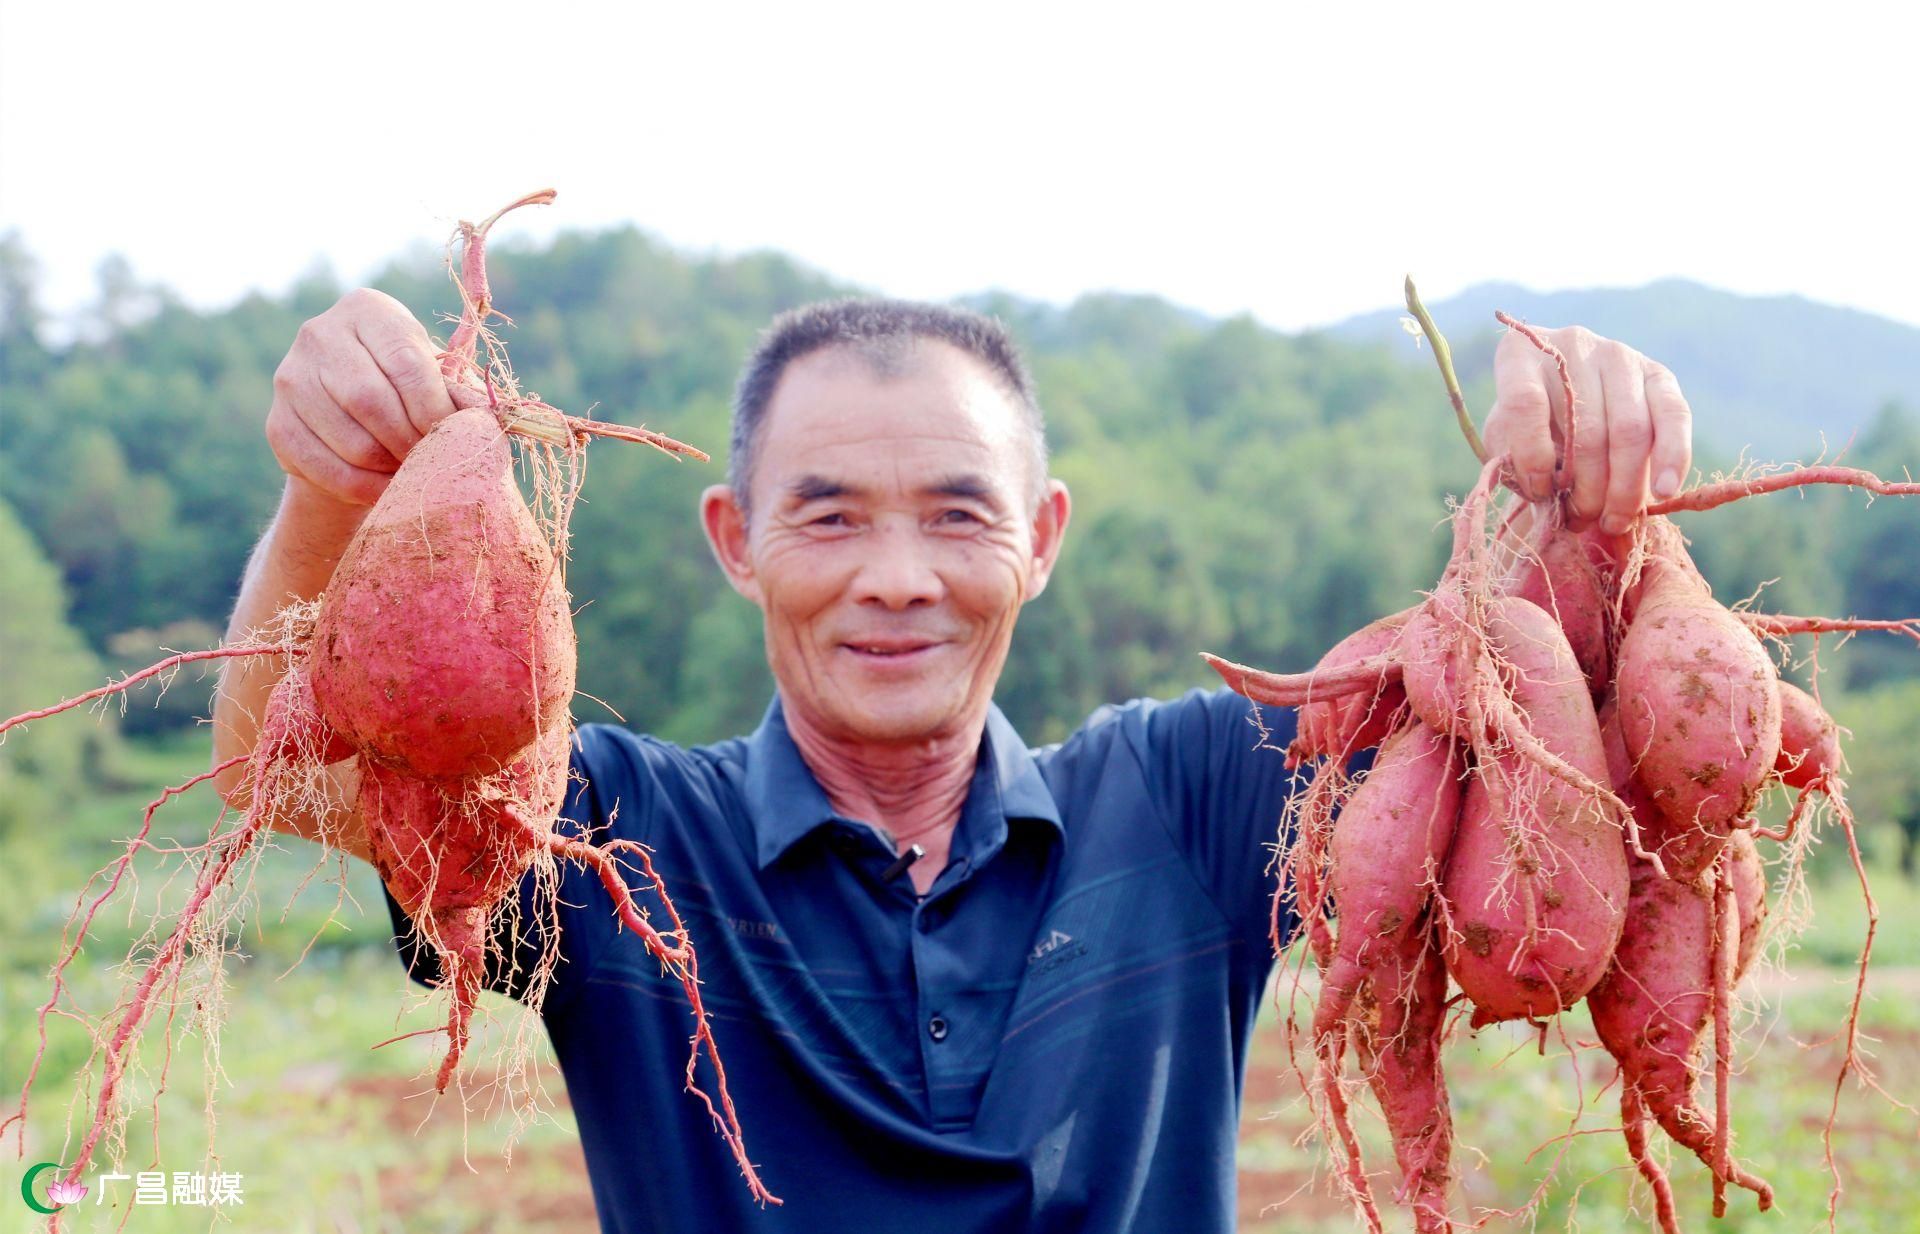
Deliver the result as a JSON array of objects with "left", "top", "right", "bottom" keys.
[{"left": 210, "top": 288, "right": 457, "bottom": 863}]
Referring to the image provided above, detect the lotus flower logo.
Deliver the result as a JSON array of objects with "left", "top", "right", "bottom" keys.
[
  {"left": 46, "top": 1179, "right": 88, "bottom": 1206},
  {"left": 20, "top": 1163, "right": 84, "bottom": 1214}
]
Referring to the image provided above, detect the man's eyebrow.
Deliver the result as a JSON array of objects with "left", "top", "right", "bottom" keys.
[
  {"left": 922, "top": 474, "right": 1000, "bottom": 502},
  {"left": 785, "top": 475, "right": 858, "bottom": 502},
  {"left": 783, "top": 474, "right": 1004, "bottom": 504}
]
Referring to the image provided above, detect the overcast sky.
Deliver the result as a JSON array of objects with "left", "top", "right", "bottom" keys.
[{"left": 3, "top": 1, "right": 1913, "bottom": 334}]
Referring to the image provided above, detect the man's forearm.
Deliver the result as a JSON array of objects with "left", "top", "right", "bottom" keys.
[{"left": 210, "top": 478, "right": 371, "bottom": 859}]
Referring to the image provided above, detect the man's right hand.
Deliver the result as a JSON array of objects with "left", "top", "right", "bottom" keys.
[{"left": 267, "top": 287, "right": 458, "bottom": 509}]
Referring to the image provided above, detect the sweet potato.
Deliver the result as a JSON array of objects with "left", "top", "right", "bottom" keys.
[
  {"left": 0, "top": 192, "right": 772, "bottom": 1222},
  {"left": 1353, "top": 926, "right": 1455, "bottom": 1234},
  {"left": 310, "top": 407, "right": 576, "bottom": 780},
  {"left": 1774, "top": 678, "right": 1841, "bottom": 791},
  {"left": 1439, "top": 596, "right": 1627, "bottom": 1024},
  {"left": 1614, "top": 551, "right": 1782, "bottom": 886},
  {"left": 1589, "top": 832, "right": 1770, "bottom": 1217},
  {"left": 1314, "top": 721, "right": 1463, "bottom": 1227},
  {"left": 1288, "top": 608, "right": 1415, "bottom": 765},
  {"left": 1507, "top": 526, "right": 1611, "bottom": 696},
  {"left": 362, "top": 718, "right": 571, "bottom": 1089},
  {"left": 1397, "top": 583, "right": 1471, "bottom": 740},
  {"left": 1322, "top": 722, "right": 1463, "bottom": 1005}
]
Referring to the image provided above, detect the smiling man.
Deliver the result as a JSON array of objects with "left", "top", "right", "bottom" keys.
[{"left": 214, "top": 291, "right": 1690, "bottom": 1233}]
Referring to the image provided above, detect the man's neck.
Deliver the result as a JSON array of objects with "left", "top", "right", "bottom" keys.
[{"left": 784, "top": 703, "right": 984, "bottom": 896}]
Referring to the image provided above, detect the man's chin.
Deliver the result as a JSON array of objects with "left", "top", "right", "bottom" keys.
[{"left": 820, "top": 692, "right": 976, "bottom": 746}]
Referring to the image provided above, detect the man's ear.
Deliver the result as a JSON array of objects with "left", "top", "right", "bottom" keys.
[
  {"left": 700, "top": 484, "right": 763, "bottom": 605},
  {"left": 1023, "top": 478, "right": 1072, "bottom": 601}
]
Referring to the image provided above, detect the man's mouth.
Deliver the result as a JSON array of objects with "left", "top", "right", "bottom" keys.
[{"left": 842, "top": 638, "right": 942, "bottom": 659}]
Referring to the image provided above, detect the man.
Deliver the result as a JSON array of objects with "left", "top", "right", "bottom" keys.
[{"left": 214, "top": 288, "right": 1691, "bottom": 1232}]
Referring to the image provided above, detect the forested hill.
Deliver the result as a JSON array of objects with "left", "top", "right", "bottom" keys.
[
  {"left": 2, "top": 227, "right": 1916, "bottom": 770},
  {"left": 1330, "top": 278, "right": 1920, "bottom": 461}
]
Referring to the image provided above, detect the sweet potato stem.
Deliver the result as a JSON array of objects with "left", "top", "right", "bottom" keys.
[
  {"left": 1402, "top": 276, "right": 1487, "bottom": 463},
  {"left": 441, "top": 188, "right": 557, "bottom": 383}
]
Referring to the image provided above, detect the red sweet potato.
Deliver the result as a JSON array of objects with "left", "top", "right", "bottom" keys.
[
  {"left": 1507, "top": 527, "right": 1611, "bottom": 696},
  {"left": 1774, "top": 679, "right": 1841, "bottom": 790},
  {"left": 1589, "top": 832, "right": 1770, "bottom": 1210},
  {"left": 1321, "top": 723, "right": 1464, "bottom": 1016},
  {"left": 1314, "top": 721, "right": 1463, "bottom": 1226},
  {"left": 1398, "top": 584, "right": 1471, "bottom": 740},
  {"left": 310, "top": 407, "right": 576, "bottom": 780},
  {"left": 362, "top": 719, "right": 571, "bottom": 1089},
  {"left": 1614, "top": 554, "right": 1782, "bottom": 886},
  {"left": 1353, "top": 926, "right": 1455, "bottom": 1233},
  {"left": 1289, "top": 608, "right": 1415, "bottom": 765},
  {"left": 1440, "top": 597, "right": 1628, "bottom": 1024}
]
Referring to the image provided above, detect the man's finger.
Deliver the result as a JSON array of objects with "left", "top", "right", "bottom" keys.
[
  {"left": 1599, "top": 346, "right": 1651, "bottom": 534},
  {"left": 1488, "top": 331, "right": 1560, "bottom": 500},
  {"left": 1559, "top": 339, "right": 1609, "bottom": 529},
  {"left": 356, "top": 316, "right": 457, "bottom": 439},
  {"left": 318, "top": 352, "right": 417, "bottom": 465},
  {"left": 269, "top": 396, "right": 394, "bottom": 506},
  {"left": 1644, "top": 362, "right": 1693, "bottom": 498},
  {"left": 297, "top": 367, "right": 404, "bottom": 474}
]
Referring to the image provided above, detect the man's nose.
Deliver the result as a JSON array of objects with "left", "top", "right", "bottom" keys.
[{"left": 853, "top": 524, "right": 943, "bottom": 610}]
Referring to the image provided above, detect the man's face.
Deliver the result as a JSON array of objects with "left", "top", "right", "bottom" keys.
[{"left": 702, "top": 340, "right": 1069, "bottom": 747}]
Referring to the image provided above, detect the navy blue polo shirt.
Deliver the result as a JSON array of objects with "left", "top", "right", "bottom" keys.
[{"left": 382, "top": 687, "right": 1301, "bottom": 1233}]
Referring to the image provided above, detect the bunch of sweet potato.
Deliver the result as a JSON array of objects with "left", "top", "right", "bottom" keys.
[
  {"left": 0, "top": 192, "right": 776, "bottom": 1218},
  {"left": 1207, "top": 423, "right": 1911, "bottom": 1232}
]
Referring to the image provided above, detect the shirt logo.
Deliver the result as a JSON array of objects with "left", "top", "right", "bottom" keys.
[
  {"left": 1027, "top": 929, "right": 1088, "bottom": 977},
  {"left": 724, "top": 916, "right": 781, "bottom": 940}
]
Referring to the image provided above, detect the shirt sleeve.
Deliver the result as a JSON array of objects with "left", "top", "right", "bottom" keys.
[
  {"left": 1123, "top": 687, "right": 1306, "bottom": 948},
  {"left": 380, "top": 724, "right": 630, "bottom": 1014}
]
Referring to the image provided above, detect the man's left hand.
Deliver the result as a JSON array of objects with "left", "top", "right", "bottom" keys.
[{"left": 1482, "top": 325, "right": 1693, "bottom": 534}]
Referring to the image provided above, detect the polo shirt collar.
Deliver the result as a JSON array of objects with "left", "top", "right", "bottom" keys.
[{"left": 745, "top": 694, "right": 1063, "bottom": 871}]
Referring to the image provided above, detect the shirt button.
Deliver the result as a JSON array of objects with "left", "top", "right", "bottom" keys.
[{"left": 927, "top": 1015, "right": 949, "bottom": 1042}]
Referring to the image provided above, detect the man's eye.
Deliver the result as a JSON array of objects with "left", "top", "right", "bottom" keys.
[
  {"left": 937, "top": 509, "right": 982, "bottom": 526},
  {"left": 810, "top": 513, "right": 848, "bottom": 527}
]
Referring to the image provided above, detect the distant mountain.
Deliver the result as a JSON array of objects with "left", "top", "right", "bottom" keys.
[{"left": 1325, "top": 279, "right": 1920, "bottom": 461}]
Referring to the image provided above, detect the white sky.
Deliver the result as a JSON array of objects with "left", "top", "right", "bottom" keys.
[{"left": 3, "top": 1, "right": 1915, "bottom": 333}]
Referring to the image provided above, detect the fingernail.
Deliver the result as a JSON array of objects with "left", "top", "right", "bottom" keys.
[
  {"left": 1653, "top": 469, "right": 1680, "bottom": 498},
  {"left": 1601, "top": 514, "right": 1628, "bottom": 536}
]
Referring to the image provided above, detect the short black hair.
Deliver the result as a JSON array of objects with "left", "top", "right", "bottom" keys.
[{"left": 728, "top": 298, "right": 1048, "bottom": 515}]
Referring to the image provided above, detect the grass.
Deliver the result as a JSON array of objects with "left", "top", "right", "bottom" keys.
[{"left": 3, "top": 735, "right": 1916, "bottom": 1231}]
